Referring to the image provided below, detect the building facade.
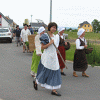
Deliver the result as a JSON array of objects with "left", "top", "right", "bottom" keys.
[
  {"left": 78, "top": 21, "right": 93, "bottom": 32},
  {"left": 0, "top": 12, "right": 17, "bottom": 29}
]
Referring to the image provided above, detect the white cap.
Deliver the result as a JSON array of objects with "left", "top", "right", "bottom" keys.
[
  {"left": 58, "top": 27, "right": 65, "bottom": 33},
  {"left": 37, "top": 26, "right": 45, "bottom": 35},
  {"left": 77, "top": 28, "right": 85, "bottom": 36}
]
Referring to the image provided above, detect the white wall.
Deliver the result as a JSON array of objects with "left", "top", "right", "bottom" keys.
[{"left": 2, "top": 17, "right": 9, "bottom": 27}]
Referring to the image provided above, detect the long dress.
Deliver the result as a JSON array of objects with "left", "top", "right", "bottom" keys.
[
  {"left": 73, "top": 37, "right": 88, "bottom": 72},
  {"left": 36, "top": 33, "right": 62, "bottom": 90},
  {"left": 31, "top": 35, "right": 42, "bottom": 75},
  {"left": 56, "top": 34, "right": 66, "bottom": 69}
]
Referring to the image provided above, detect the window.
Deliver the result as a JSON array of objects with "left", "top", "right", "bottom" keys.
[
  {"left": 87, "top": 29, "right": 89, "bottom": 32},
  {"left": 85, "top": 25, "right": 86, "bottom": 27},
  {"left": 88, "top": 25, "right": 90, "bottom": 27}
]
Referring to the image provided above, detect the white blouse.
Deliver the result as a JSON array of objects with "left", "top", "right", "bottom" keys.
[
  {"left": 35, "top": 35, "right": 42, "bottom": 55},
  {"left": 56, "top": 34, "right": 64, "bottom": 48},
  {"left": 20, "top": 29, "right": 31, "bottom": 42},
  {"left": 75, "top": 37, "right": 87, "bottom": 49}
]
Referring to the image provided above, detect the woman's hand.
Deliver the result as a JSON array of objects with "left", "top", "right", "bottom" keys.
[
  {"left": 49, "top": 39, "right": 54, "bottom": 45},
  {"left": 37, "top": 54, "right": 41, "bottom": 56},
  {"left": 65, "top": 42, "right": 67, "bottom": 45},
  {"left": 56, "top": 51, "right": 58, "bottom": 54},
  {"left": 41, "top": 39, "right": 54, "bottom": 50},
  {"left": 84, "top": 45, "right": 88, "bottom": 48},
  {"left": 21, "top": 38, "right": 23, "bottom": 42}
]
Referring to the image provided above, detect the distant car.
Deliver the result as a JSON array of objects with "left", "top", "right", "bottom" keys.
[
  {"left": 63, "top": 33, "right": 68, "bottom": 39},
  {"left": 33, "top": 27, "right": 39, "bottom": 32},
  {"left": 0, "top": 27, "right": 13, "bottom": 43}
]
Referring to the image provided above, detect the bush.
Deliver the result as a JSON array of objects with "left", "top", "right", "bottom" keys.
[{"left": 86, "top": 41, "right": 100, "bottom": 67}]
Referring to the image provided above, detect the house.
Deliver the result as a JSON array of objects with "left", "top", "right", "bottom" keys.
[
  {"left": 30, "top": 22, "right": 48, "bottom": 32},
  {"left": 78, "top": 21, "right": 93, "bottom": 32},
  {"left": 5, "top": 16, "right": 17, "bottom": 29},
  {"left": 0, "top": 12, "right": 17, "bottom": 29}
]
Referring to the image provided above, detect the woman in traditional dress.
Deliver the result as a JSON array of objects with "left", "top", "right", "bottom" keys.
[
  {"left": 56, "top": 27, "right": 67, "bottom": 76},
  {"left": 33, "top": 22, "right": 62, "bottom": 96},
  {"left": 73, "top": 28, "right": 89, "bottom": 77},
  {"left": 30, "top": 27, "right": 45, "bottom": 78}
]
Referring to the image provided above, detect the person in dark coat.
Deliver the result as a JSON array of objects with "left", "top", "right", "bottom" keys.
[
  {"left": 14, "top": 25, "right": 21, "bottom": 47},
  {"left": 28, "top": 25, "right": 34, "bottom": 34}
]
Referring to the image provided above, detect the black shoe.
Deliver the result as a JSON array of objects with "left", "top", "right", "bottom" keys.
[
  {"left": 61, "top": 72, "right": 66, "bottom": 76},
  {"left": 33, "top": 81, "right": 38, "bottom": 90},
  {"left": 51, "top": 91, "right": 61, "bottom": 96}
]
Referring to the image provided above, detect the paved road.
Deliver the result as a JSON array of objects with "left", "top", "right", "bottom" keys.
[{"left": 0, "top": 40, "right": 100, "bottom": 100}]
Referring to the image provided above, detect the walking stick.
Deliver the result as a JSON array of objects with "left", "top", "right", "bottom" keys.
[{"left": 47, "top": 32, "right": 68, "bottom": 69}]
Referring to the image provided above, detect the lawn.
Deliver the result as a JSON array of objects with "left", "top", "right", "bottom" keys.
[
  {"left": 66, "top": 43, "right": 75, "bottom": 61},
  {"left": 64, "top": 31, "right": 100, "bottom": 40}
]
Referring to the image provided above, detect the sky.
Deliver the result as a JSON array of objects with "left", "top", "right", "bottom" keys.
[{"left": 1, "top": 0, "right": 100, "bottom": 28}]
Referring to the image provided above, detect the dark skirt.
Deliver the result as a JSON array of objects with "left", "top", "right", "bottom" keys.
[
  {"left": 58, "top": 46, "right": 66, "bottom": 69},
  {"left": 73, "top": 49, "right": 88, "bottom": 72}
]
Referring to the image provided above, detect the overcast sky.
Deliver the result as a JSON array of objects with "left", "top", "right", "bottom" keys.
[{"left": 1, "top": 0, "right": 100, "bottom": 27}]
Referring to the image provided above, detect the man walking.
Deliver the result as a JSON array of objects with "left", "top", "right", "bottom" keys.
[
  {"left": 14, "top": 25, "right": 21, "bottom": 47},
  {"left": 21, "top": 24, "right": 31, "bottom": 53},
  {"left": 28, "top": 25, "right": 34, "bottom": 34}
]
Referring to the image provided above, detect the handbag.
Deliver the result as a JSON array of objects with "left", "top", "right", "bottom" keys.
[
  {"left": 59, "top": 36, "right": 70, "bottom": 50},
  {"left": 63, "top": 42, "right": 70, "bottom": 50}
]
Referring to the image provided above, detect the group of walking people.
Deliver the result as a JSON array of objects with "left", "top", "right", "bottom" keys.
[
  {"left": 30, "top": 22, "right": 89, "bottom": 96},
  {"left": 13, "top": 24, "right": 34, "bottom": 53}
]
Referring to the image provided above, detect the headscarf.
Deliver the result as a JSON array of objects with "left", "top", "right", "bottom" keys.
[
  {"left": 77, "top": 28, "right": 85, "bottom": 36},
  {"left": 37, "top": 26, "right": 45, "bottom": 35},
  {"left": 58, "top": 27, "right": 65, "bottom": 33}
]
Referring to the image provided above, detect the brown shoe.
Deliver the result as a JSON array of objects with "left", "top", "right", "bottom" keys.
[
  {"left": 82, "top": 72, "right": 89, "bottom": 77},
  {"left": 73, "top": 72, "right": 78, "bottom": 77}
]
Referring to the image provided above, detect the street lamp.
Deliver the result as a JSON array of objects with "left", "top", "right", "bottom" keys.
[
  {"left": 50, "top": 0, "right": 52, "bottom": 22},
  {"left": 31, "top": 15, "right": 33, "bottom": 23}
]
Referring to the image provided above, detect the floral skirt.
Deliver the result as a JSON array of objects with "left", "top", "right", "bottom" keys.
[
  {"left": 58, "top": 46, "right": 66, "bottom": 69},
  {"left": 73, "top": 49, "right": 88, "bottom": 72},
  {"left": 36, "top": 60, "right": 62, "bottom": 90},
  {"left": 31, "top": 50, "right": 41, "bottom": 73}
]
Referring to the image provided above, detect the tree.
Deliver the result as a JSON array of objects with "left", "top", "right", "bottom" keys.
[
  {"left": 97, "top": 21, "right": 100, "bottom": 32},
  {"left": 67, "top": 28, "right": 72, "bottom": 32},
  {"left": 92, "top": 19, "right": 99, "bottom": 33}
]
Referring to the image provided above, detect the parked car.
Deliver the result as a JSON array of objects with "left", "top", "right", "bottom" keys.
[{"left": 0, "top": 27, "right": 13, "bottom": 43}]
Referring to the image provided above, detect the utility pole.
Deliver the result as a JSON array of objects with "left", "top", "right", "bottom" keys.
[{"left": 50, "top": 0, "right": 52, "bottom": 22}]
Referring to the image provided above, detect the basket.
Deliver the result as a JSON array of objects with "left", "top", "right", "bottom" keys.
[
  {"left": 85, "top": 47, "right": 93, "bottom": 54},
  {"left": 63, "top": 42, "right": 70, "bottom": 50}
]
